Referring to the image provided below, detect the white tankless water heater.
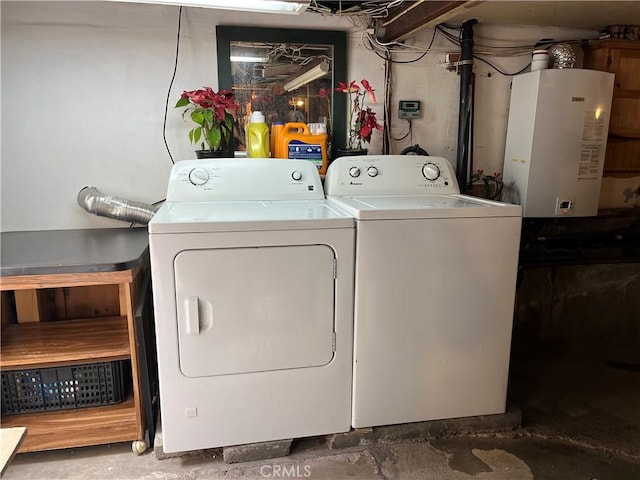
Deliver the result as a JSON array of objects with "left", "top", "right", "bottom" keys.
[{"left": 502, "top": 69, "right": 614, "bottom": 217}]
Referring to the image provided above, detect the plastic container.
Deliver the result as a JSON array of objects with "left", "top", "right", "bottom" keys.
[
  {"left": 308, "top": 123, "right": 327, "bottom": 135},
  {"left": 246, "top": 111, "right": 270, "bottom": 158},
  {"left": 279, "top": 122, "right": 329, "bottom": 173},
  {"left": 270, "top": 121, "right": 284, "bottom": 158},
  {"left": 1, "top": 361, "right": 129, "bottom": 415}
]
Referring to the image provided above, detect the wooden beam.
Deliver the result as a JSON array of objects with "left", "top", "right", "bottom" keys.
[{"left": 381, "top": 1, "right": 478, "bottom": 42}]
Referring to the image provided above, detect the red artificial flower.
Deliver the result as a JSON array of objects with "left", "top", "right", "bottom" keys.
[
  {"left": 335, "top": 79, "right": 382, "bottom": 150},
  {"left": 318, "top": 87, "right": 331, "bottom": 99},
  {"left": 335, "top": 81, "right": 360, "bottom": 94},
  {"left": 360, "top": 79, "right": 376, "bottom": 104}
]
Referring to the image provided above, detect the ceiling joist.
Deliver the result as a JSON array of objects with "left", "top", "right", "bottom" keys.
[{"left": 381, "top": 1, "right": 475, "bottom": 42}]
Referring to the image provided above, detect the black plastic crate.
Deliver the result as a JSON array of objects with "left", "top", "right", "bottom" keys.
[{"left": 1, "top": 361, "right": 129, "bottom": 416}]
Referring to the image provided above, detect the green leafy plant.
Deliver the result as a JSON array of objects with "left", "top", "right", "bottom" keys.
[{"left": 175, "top": 87, "right": 239, "bottom": 152}]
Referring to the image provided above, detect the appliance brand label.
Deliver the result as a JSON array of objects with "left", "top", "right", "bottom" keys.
[{"left": 571, "top": 97, "right": 585, "bottom": 102}]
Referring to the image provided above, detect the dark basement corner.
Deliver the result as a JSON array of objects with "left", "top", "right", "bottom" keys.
[{"left": 508, "top": 210, "right": 640, "bottom": 459}]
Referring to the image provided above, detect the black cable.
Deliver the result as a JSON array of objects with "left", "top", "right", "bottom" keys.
[
  {"left": 391, "top": 120, "right": 411, "bottom": 141},
  {"left": 383, "top": 51, "right": 392, "bottom": 154},
  {"left": 427, "top": 26, "right": 437, "bottom": 50},
  {"left": 162, "top": 6, "right": 183, "bottom": 165},
  {"left": 439, "top": 26, "right": 532, "bottom": 76},
  {"left": 474, "top": 55, "right": 531, "bottom": 76},
  {"left": 400, "top": 144, "right": 428, "bottom": 156},
  {"left": 389, "top": 50, "right": 429, "bottom": 64},
  {"left": 438, "top": 24, "right": 542, "bottom": 51},
  {"left": 436, "top": 25, "right": 462, "bottom": 45},
  {"left": 385, "top": 26, "right": 436, "bottom": 64},
  {"left": 368, "top": 26, "right": 435, "bottom": 65},
  {"left": 436, "top": 25, "right": 584, "bottom": 76},
  {"left": 468, "top": 173, "right": 503, "bottom": 200},
  {"left": 482, "top": 177, "right": 491, "bottom": 198}
]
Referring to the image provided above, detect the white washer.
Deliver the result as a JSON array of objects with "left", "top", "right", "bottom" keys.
[
  {"left": 149, "top": 159, "right": 354, "bottom": 453},
  {"left": 325, "top": 155, "right": 522, "bottom": 429}
]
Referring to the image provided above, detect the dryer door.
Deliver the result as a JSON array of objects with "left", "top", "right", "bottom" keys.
[{"left": 174, "top": 244, "right": 336, "bottom": 377}]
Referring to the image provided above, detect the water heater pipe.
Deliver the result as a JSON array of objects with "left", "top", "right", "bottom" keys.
[
  {"left": 455, "top": 19, "right": 477, "bottom": 194},
  {"left": 77, "top": 186, "right": 160, "bottom": 225}
]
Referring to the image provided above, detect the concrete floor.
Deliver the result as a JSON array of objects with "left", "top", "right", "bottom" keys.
[
  {"left": 3, "top": 434, "right": 640, "bottom": 480},
  {"left": 3, "top": 342, "right": 640, "bottom": 480}
]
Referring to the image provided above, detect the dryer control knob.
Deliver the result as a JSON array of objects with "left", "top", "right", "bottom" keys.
[
  {"left": 367, "top": 166, "right": 379, "bottom": 177},
  {"left": 189, "top": 168, "right": 210, "bottom": 185},
  {"left": 349, "top": 167, "right": 361, "bottom": 178},
  {"left": 291, "top": 170, "right": 303, "bottom": 181},
  {"left": 422, "top": 163, "right": 440, "bottom": 181}
]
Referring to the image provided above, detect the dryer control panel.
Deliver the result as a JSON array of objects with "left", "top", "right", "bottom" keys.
[
  {"left": 166, "top": 159, "right": 325, "bottom": 201},
  {"left": 325, "top": 155, "right": 460, "bottom": 196}
]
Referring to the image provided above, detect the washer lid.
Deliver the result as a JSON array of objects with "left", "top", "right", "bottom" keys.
[
  {"left": 327, "top": 194, "right": 522, "bottom": 220},
  {"left": 149, "top": 199, "right": 353, "bottom": 233}
]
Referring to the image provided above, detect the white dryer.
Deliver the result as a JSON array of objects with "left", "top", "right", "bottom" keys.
[
  {"left": 149, "top": 159, "right": 354, "bottom": 453},
  {"left": 325, "top": 155, "right": 522, "bottom": 429}
]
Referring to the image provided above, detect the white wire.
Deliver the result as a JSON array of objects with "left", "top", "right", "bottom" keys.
[
  {"left": 307, "top": 2, "right": 582, "bottom": 59},
  {"left": 362, "top": 31, "right": 453, "bottom": 58},
  {"left": 307, "top": 0, "right": 406, "bottom": 19}
]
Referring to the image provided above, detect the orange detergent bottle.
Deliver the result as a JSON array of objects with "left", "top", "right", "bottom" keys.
[
  {"left": 270, "top": 122, "right": 284, "bottom": 158},
  {"left": 278, "top": 122, "right": 328, "bottom": 173}
]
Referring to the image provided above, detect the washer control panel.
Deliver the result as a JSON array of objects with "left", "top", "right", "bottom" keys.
[
  {"left": 188, "top": 167, "right": 210, "bottom": 186},
  {"left": 166, "top": 159, "right": 324, "bottom": 201},
  {"left": 325, "top": 155, "right": 459, "bottom": 196},
  {"left": 421, "top": 162, "right": 440, "bottom": 181}
]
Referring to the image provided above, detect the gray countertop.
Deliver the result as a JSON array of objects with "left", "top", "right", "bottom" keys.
[{"left": 0, "top": 228, "right": 149, "bottom": 277}]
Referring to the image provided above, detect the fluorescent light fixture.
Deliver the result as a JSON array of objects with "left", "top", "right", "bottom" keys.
[
  {"left": 284, "top": 60, "right": 330, "bottom": 92},
  {"left": 230, "top": 46, "right": 269, "bottom": 63},
  {"left": 107, "top": 0, "right": 310, "bottom": 14},
  {"left": 230, "top": 55, "right": 270, "bottom": 63}
]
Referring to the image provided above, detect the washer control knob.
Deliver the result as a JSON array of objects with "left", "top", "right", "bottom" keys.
[
  {"left": 291, "top": 170, "right": 303, "bottom": 181},
  {"left": 349, "top": 167, "right": 361, "bottom": 178},
  {"left": 189, "top": 168, "right": 210, "bottom": 186},
  {"left": 367, "top": 166, "right": 379, "bottom": 177},
  {"left": 422, "top": 162, "right": 441, "bottom": 181}
]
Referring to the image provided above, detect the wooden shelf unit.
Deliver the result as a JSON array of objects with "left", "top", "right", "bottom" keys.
[
  {"left": 0, "top": 396, "right": 138, "bottom": 453},
  {"left": 0, "top": 229, "right": 150, "bottom": 454},
  {"left": 583, "top": 39, "right": 640, "bottom": 176},
  {"left": 1, "top": 316, "right": 130, "bottom": 369}
]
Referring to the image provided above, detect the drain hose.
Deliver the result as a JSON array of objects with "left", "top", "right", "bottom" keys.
[{"left": 77, "top": 186, "right": 160, "bottom": 225}]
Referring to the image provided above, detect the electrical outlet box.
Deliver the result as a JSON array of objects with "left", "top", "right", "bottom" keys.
[
  {"left": 398, "top": 100, "right": 421, "bottom": 119},
  {"left": 555, "top": 197, "right": 575, "bottom": 216}
]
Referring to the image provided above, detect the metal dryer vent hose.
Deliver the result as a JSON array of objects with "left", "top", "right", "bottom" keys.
[{"left": 77, "top": 186, "right": 160, "bottom": 225}]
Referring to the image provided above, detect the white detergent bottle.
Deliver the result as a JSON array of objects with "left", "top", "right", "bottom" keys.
[{"left": 246, "top": 111, "right": 270, "bottom": 158}]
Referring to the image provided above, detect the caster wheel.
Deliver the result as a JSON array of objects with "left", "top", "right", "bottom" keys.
[{"left": 132, "top": 439, "right": 147, "bottom": 455}]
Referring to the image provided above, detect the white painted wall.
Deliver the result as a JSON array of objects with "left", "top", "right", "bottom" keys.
[
  {"left": 388, "top": 23, "right": 600, "bottom": 170},
  {"left": 4, "top": 1, "right": 628, "bottom": 232},
  {"left": 0, "top": 1, "right": 382, "bottom": 231}
]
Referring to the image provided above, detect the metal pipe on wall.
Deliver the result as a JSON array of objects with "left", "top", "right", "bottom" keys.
[{"left": 455, "top": 19, "right": 477, "bottom": 194}]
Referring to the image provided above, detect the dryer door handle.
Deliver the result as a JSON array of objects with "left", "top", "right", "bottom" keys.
[{"left": 185, "top": 296, "right": 200, "bottom": 336}]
